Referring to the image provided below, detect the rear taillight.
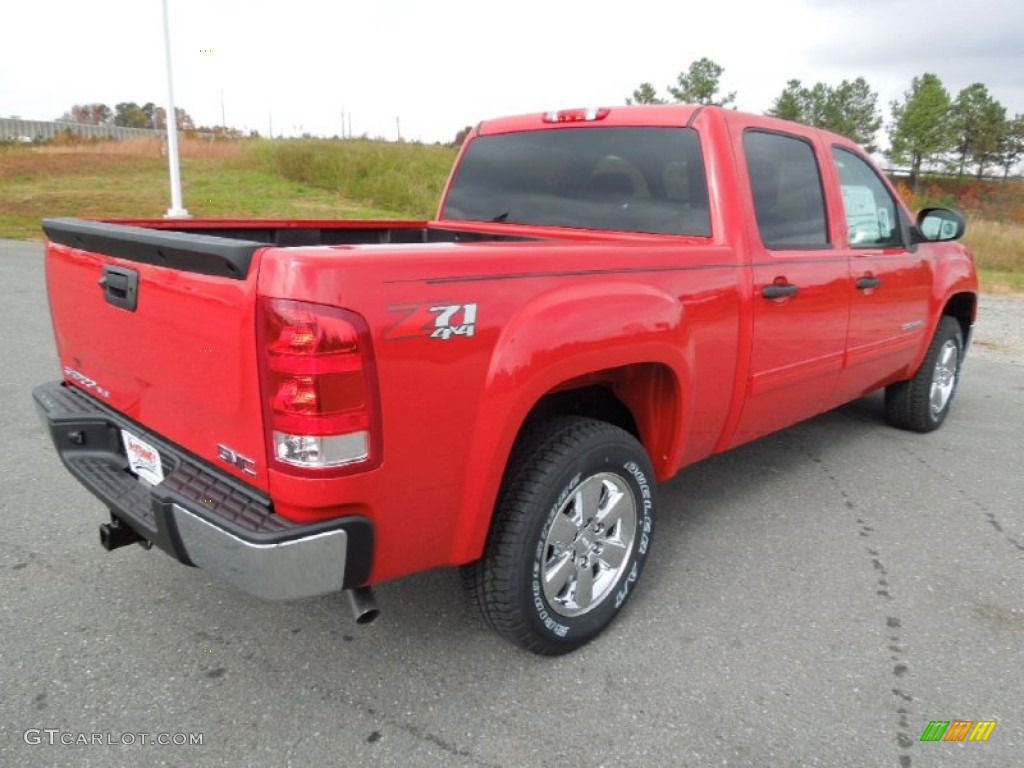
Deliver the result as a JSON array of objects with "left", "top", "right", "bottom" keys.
[{"left": 258, "top": 298, "right": 381, "bottom": 475}]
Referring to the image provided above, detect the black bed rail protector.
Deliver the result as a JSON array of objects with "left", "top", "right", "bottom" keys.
[{"left": 42, "top": 218, "right": 263, "bottom": 279}]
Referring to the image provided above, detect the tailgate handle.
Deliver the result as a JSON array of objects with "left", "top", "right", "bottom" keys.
[{"left": 98, "top": 265, "right": 139, "bottom": 311}]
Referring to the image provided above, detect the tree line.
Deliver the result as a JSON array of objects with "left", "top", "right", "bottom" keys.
[
  {"left": 628, "top": 59, "right": 1024, "bottom": 188},
  {"left": 57, "top": 102, "right": 206, "bottom": 133}
]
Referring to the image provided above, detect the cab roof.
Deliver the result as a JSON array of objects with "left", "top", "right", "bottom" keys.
[{"left": 476, "top": 104, "right": 706, "bottom": 136}]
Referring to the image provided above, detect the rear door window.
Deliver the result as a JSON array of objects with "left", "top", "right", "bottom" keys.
[{"left": 744, "top": 131, "right": 830, "bottom": 249}]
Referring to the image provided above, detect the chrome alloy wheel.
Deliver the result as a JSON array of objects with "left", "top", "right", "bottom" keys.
[
  {"left": 929, "top": 339, "right": 959, "bottom": 417},
  {"left": 542, "top": 472, "right": 637, "bottom": 617}
]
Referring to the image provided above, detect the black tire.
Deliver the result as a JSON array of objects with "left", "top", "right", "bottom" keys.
[
  {"left": 462, "top": 416, "right": 655, "bottom": 655},
  {"left": 885, "top": 316, "right": 964, "bottom": 433}
]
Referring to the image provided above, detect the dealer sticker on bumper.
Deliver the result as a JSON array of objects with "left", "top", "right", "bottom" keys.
[{"left": 121, "top": 429, "right": 165, "bottom": 486}]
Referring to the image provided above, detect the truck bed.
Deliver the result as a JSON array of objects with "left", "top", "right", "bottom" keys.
[{"left": 43, "top": 218, "right": 540, "bottom": 279}]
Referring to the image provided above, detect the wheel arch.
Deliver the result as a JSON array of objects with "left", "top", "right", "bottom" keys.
[
  {"left": 450, "top": 362, "right": 680, "bottom": 564},
  {"left": 517, "top": 363, "right": 683, "bottom": 474},
  {"left": 446, "top": 280, "right": 690, "bottom": 566},
  {"left": 941, "top": 291, "right": 977, "bottom": 347}
]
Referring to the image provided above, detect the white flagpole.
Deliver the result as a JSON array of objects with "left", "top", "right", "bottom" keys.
[{"left": 162, "top": 0, "right": 189, "bottom": 217}]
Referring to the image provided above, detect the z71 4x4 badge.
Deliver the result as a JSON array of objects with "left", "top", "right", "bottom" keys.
[{"left": 386, "top": 302, "right": 478, "bottom": 341}]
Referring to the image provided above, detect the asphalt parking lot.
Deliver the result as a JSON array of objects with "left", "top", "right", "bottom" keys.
[{"left": 1, "top": 239, "right": 1021, "bottom": 767}]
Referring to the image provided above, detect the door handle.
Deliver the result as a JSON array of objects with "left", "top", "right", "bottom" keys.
[
  {"left": 761, "top": 282, "right": 799, "bottom": 299},
  {"left": 856, "top": 276, "right": 882, "bottom": 290}
]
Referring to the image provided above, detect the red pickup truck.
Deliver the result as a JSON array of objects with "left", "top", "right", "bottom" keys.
[{"left": 35, "top": 105, "right": 976, "bottom": 654}]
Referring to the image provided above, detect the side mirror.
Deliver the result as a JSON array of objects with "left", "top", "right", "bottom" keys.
[{"left": 915, "top": 207, "right": 966, "bottom": 242}]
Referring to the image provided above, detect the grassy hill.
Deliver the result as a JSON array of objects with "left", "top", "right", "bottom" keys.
[
  {"left": 1, "top": 136, "right": 1020, "bottom": 291},
  {"left": 0, "top": 137, "right": 456, "bottom": 240}
]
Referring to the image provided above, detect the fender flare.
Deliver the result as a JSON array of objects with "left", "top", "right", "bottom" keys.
[
  {"left": 447, "top": 280, "right": 691, "bottom": 564},
  {"left": 913, "top": 246, "right": 977, "bottom": 375}
]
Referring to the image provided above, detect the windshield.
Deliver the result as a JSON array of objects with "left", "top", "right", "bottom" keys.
[{"left": 442, "top": 127, "right": 711, "bottom": 236}]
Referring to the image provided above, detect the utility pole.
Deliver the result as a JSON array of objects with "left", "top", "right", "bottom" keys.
[
  {"left": 161, "top": 0, "right": 189, "bottom": 217},
  {"left": 396, "top": 116, "right": 401, "bottom": 142}
]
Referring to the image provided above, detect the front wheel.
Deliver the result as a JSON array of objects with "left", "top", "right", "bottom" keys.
[
  {"left": 885, "top": 316, "right": 965, "bottom": 433},
  {"left": 462, "top": 417, "right": 655, "bottom": 655}
]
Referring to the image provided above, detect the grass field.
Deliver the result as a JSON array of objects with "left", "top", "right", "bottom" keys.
[
  {"left": 0, "top": 138, "right": 451, "bottom": 240},
  {"left": 964, "top": 219, "right": 1024, "bottom": 292},
  {"left": 1, "top": 137, "right": 1020, "bottom": 292}
]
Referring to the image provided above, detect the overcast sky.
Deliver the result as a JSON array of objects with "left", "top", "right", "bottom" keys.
[{"left": 2, "top": 0, "right": 1022, "bottom": 144}]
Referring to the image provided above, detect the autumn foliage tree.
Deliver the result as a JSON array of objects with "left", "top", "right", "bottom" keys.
[
  {"left": 57, "top": 101, "right": 194, "bottom": 131},
  {"left": 59, "top": 103, "right": 114, "bottom": 125}
]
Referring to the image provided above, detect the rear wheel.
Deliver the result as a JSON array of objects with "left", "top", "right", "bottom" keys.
[
  {"left": 462, "top": 417, "right": 655, "bottom": 655},
  {"left": 885, "top": 316, "right": 964, "bottom": 433}
]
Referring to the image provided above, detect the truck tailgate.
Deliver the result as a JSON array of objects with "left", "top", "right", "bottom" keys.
[{"left": 42, "top": 219, "right": 270, "bottom": 491}]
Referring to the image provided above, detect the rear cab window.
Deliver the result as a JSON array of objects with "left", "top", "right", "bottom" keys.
[{"left": 441, "top": 127, "right": 711, "bottom": 236}]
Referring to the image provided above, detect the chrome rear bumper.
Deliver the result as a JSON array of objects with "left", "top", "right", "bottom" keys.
[{"left": 34, "top": 380, "right": 373, "bottom": 600}]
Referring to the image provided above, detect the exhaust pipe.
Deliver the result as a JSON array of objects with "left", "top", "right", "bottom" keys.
[
  {"left": 346, "top": 586, "right": 380, "bottom": 625},
  {"left": 99, "top": 519, "right": 149, "bottom": 551}
]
